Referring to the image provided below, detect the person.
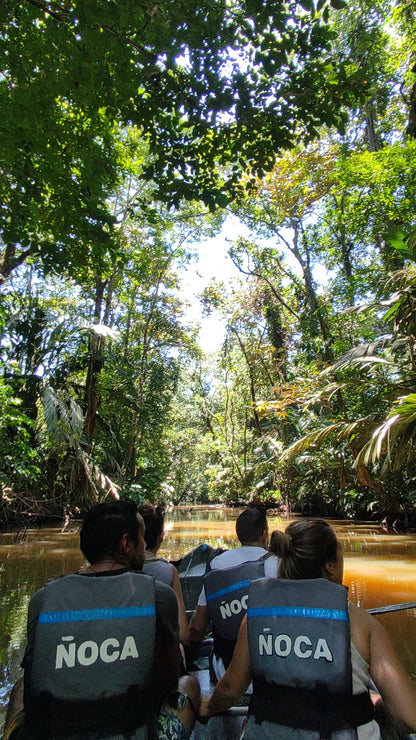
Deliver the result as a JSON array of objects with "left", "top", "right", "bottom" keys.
[
  {"left": 3, "top": 499, "right": 200, "bottom": 740},
  {"left": 189, "top": 504, "right": 279, "bottom": 683},
  {"left": 199, "top": 519, "right": 416, "bottom": 739},
  {"left": 139, "top": 503, "right": 189, "bottom": 645}
]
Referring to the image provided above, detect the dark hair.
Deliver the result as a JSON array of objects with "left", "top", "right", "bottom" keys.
[
  {"left": 236, "top": 504, "right": 267, "bottom": 545},
  {"left": 80, "top": 499, "right": 139, "bottom": 564},
  {"left": 272, "top": 519, "right": 338, "bottom": 580},
  {"left": 138, "top": 503, "right": 165, "bottom": 551},
  {"left": 269, "top": 529, "right": 283, "bottom": 555}
]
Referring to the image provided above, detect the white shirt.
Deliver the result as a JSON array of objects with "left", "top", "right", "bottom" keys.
[{"left": 197, "top": 546, "right": 280, "bottom": 607}]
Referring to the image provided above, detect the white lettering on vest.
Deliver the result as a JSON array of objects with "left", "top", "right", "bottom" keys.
[
  {"left": 294, "top": 635, "right": 312, "bottom": 658},
  {"left": 55, "top": 635, "right": 139, "bottom": 669},
  {"left": 259, "top": 633, "right": 273, "bottom": 656},
  {"left": 275, "top": 634, "right": 291, "bottom": 657},
  {"left": 100, "top": 637, "right": 120, "bottom": 663},
  {"left": 56, "top": 640, "right": 76, "bottom": 669},
  {"left": 230, "top": 599, "right": 242, "bottom": 615},
  {"left": 220, "top": 602, "right": 232, "bottom": 619},
  {"left": 313, "top": 638, "right": 333, "bottom": 662},
  {"left": 220, "top": 595, "right": 248, "bottom": 620},
  {"left": 256, "top": 633, "right": 334, "bottom": 662},
  {"left": 120, "top": 635, "right": 139, "bottom": 660},
  {"left": 78, "top": 640, "right": 99, "bottom": 666}
]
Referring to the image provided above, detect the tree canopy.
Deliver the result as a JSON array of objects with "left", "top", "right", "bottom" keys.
[
  {"left": 1, "top": 0, "right": 360, "bottom": 282},
  {"left": 1, "top": 0, "right": 416, "bottom": 528}
]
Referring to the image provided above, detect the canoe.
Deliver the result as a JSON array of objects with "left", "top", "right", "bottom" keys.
[
  {"left": 174, "top": 543, "right": 224, "bottom": 614},
  {"left": 174, "top": 545, "right": 416, "bottom": 740}
]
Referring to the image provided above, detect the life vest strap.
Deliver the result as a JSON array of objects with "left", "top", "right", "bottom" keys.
[
  {"left": 26, "top": 684, "right": 155, "bottom": 738},
  {"left": 249, "top": 677, "right": 375, "bottom": 735}
]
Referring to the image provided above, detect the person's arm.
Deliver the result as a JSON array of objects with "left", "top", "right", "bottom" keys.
[
  {"left": 170, "top": 566, "right": 189, "bottom": 644},
  {"left": 154, "top": 582, "right": 181, "bottom": 700},
  {"left": 361, "top": 609, "right": 416, "bottom": 732},
  {"left": 159, "top": 643, "right": 181, "bottom": 699},
  {"left": 189, "top": 604, "right": 209, "bottom": 644},
  {"left": 200, "top": 616, "right": 252, "bottom": 719}
]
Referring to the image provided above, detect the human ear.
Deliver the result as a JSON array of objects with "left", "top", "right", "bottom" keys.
[
  {"left": 322, "top": 560, "right": 336, "bottom": 581},
  {"left": 119, "top": 533, "right": 132, "bottom": 555}
]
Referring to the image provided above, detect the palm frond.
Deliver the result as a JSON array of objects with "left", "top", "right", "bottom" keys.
[
  {"left": 281, "top": 419, "right": 365, "bottom": 462},
  {"left": 355, "top": 394, "right": 416, "bottom": 470},
  {"left": 321, "top": 340, "right": 392, "bottom": 376},
  {"left": 41, "top": 386, "right": 84, "bottom": 448}
]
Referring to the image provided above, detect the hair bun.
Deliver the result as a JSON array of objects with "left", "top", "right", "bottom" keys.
[{"left": 269, "top": 529, "right": 290, "bottom": 558}]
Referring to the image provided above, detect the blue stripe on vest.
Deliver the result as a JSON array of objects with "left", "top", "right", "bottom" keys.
[
  {"left": 38, "top": 606, "right": 156, "bottom": 624},
  {"left": 206, "top": 579, "right": 251, "bottom": 602},
  {"left": 247, "top": 606, "right": 348, "bottom": 621}
]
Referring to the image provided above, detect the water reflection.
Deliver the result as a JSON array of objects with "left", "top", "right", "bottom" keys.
[
  {"left": 0, "top": 527, "right": 84, "bottom": 711},
  {"left": 1, "top": 507, "right": 416, "bottom": 723}
]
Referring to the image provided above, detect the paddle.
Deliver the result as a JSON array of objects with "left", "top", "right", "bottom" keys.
[{"left": 367, "top": 601, "right": 416, "bottom": 615}]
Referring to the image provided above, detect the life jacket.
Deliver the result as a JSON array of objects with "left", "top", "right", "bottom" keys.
[
  {"left": 142, "top": 557, "right": 173, "bottom": 587},
  {"left": 246, "top": 577, "right": 375, "bottom": 737},
  {"left": 204, "top": 553, "right": 269, "bottom": 668},
  {"left": 27, "top": 571, "right": 156, "bottom": 738}
]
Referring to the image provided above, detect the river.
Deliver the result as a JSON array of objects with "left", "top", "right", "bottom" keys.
[{"left": 1, "top": 505, "right": 416, "bottom": 726}]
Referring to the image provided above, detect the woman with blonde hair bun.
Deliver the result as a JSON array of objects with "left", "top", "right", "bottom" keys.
[{"left": 200, "top": 518, "right": 416, "bottom": 739}]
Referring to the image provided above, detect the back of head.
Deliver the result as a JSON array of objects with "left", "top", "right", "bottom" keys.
[
  {"left": 138, "top": 502, "right": 164, "bottom": 551},
  {"left": 275, "top": 519, "right": 338, "bottom": 580},
  {"left": 236, "top": 504, "right": 267, "bottom": 545},
  {"left": 80, "top": 499, "right": 139, "bottom": 564}
]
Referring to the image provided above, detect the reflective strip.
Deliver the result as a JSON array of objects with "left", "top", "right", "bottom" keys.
[
  {"left": 206, "top": 579, "right": 251, "bottom": 602},
  {"left": 38, "top": 606, "right": 156, "bottom": 624},
  {"left": 247, "top": 606, "right": 348, "bottom": 621}
]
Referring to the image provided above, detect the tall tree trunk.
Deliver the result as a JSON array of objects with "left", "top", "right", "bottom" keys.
[
  {"left": 290, "top": 221, "right": 334, "bottom": 363},
  {"left": 83, "top": 275, "right": 108, "bottom": 444},
  {"left": 230, "top": 326, "right": 262, "bottom": 436},
  {"left": 365, "top": 104, "right": 381, "bottom": 152},
  {"left": 406, "top": 79, "right": 416, "bottom": 139}
]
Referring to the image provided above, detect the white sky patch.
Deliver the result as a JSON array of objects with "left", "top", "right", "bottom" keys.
[
  {"left": 180, "top": 214, "right": 329, "bottom": 352},
  {"left": 180, "top": 215, "right": 246, "bottom": 352}
]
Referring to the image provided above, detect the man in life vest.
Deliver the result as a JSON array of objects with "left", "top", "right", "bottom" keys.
[
  {"left": 188, "top": 504, "right": 279, "bottom": 683},
  {"left": 4, "top": 499, "right": 200, "bottom": 740}
]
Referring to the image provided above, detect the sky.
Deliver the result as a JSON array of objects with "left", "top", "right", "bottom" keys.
[
  {"left": 179, "top": 214, "right": 328, "bottom": 353},
  {"left": 180, "top": 214, "right": 246, "bottom": 352}
]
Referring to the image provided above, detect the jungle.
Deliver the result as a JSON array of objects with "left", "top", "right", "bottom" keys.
[{"left": 1, "top": 0, "right": 416, "bottom": 529}]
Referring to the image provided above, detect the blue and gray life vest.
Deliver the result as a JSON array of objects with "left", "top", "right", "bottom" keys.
[
  {"left": 246, "top": 577, "right": 374, "bottom": 736},
  {"left": 28, "top": 571, "right": 156, "bottom": 738},
  {"left": 204, "top": 554, "right": 269, "bottom": 667},
  {"left": 142, "top": 557, "right": 173, "bottom": 587}
]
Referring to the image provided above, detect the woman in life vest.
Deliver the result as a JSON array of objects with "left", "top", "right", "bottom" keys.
[
  {"left": 199, "top": 519, "right": 416, "bottom": 739},
  {"left": 139, "top": 503, "right": 189, "bottom": 645}
]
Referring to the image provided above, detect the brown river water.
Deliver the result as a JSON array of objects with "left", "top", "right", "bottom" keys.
[{"left": 1, "top": 505, "right": 416, "bottom": 726}]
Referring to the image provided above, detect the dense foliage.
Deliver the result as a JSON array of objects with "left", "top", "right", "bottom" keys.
[{"left": 1, "top": 0, "right": 416, "bottom": 527}]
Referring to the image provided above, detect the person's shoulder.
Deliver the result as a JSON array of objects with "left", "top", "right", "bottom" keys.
[
  {"left": 154, "top": 579, "right": 177, "bottom": 605},
  {"left": 349, "top": 602, "right": 379, "bottom": 664},
  {"left": 239, "top": 546, "right": 267, "bottom": 562},
  {"left": 32, "top": 572, "right": 70, "bottom": 597},
  {"left": 264, "top": 553, "right": 279, "bottom": 576},
  {"left": 211, "top": 547, "right": 248, "bottom": 569},
  {"left": 154, "top": 581, "right": 179, "bottom": 631},
  {"left": 349, "top": 601, "right": 380, "bottom": 634}
]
